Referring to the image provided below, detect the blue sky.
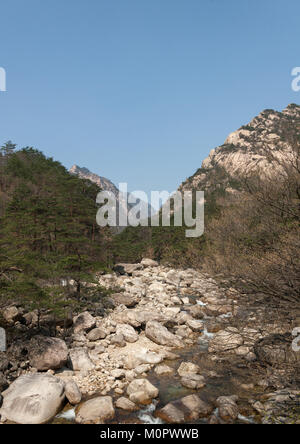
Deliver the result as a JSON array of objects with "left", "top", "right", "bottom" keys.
[{"left": 1, "top": 0, "right": 300, "bottom": 198}]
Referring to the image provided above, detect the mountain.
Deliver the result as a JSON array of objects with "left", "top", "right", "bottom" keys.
[
  {"left": 70, "top": 165, "right": 154, "bottom": 228},
  {"left": 70, "top": 165, "right": 119, "bottom": 197},
  {"left": 180, "top": 103, "right": 300, "bottom": 194}
]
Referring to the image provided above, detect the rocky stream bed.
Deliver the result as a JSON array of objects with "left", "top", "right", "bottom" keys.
[{"left": 0, "top": 259, "right": 299, "bottom": 424}]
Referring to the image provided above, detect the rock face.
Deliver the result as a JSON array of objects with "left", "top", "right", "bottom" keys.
[
  {"left": 75, "top": 396, "right": 115, "bottom": 424},
  {"left": 28, "top": 336, "right": 68, "bottom": 371},
  {"left": 145, "top": 321, "right": 182, "bottom": 348},
  {"left": 179, "top": 104, "right": 300, "bottom": 195},
  {"left": 0, "top": 374, "right": 65, "bottom": 424}
]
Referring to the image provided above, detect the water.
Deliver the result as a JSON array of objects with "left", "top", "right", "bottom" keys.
[
  {"left": 56, "top": 408, "right": 76, "bottom": 421},
  {"left": 138, "top": 401, "right": 163, "bottom": 424}
]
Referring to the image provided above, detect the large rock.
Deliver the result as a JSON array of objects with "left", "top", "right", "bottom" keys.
[
  {"left": 127, "top": 379, "right": 159, "bottom": 404},
  {"left": 64, "top": 380, "right": 82, "bottom": 405},
  {"left": 76, "top": 396, "right": 115, "bottom": 424},
  {"left": 157, "top": 402, "right": 185, "bottom": 423},
  {"left": 111, "top": 293, "right": 138, "bottom": 308},
  {"left": 113, "top": 263, "right": 143, "bottom": 275},
  {"left": 73, "top": 311, "right": 96, "bottom": 333},
  {"left": 254, "top": 334, "right": 300, "bottom": 366},
  {"left": 86, "top": 327, "right": 107, "bottom": 341},
  {"left": 177, "top": 362, "right": 200, "bottom": 376},
  {"left": 124, "top": 349, "right": 163, "bottom": 370},
  {"left": 114, "top": 309, "right": 169, "bottom": 328},
  {"left": 145, "top": 321, "right": 182, "bottom": 348},
  {"left": 181, "top": 374, "right": 206, "bottom": 389},
  {"left": 141, "top": 258, "right": 159, "bottom": 268},
  {"left": 28, "top": 336, "right": 68, "bottom": 371},
  {"left": 69, "top": 348, "right": 95, "bottom": 372},
  {"left": 115, "top": 397, "right": 138, "bottom": 411},
  {"left": 208, "top": 328, "right": 243, "bottom": 353},
  {"left": 154, "top": 365, "right": 174, "bottom": 376},
  {"left": 181, "top": 394, "right": 213, "bottom": 420},
  {"left": 186, "top": 319, "right": 204, "bottom": 332},
  {"left": 216, "top": 396, "right": 239, "bottom": 422},
  {"left": 0, "top": 374, "right": 65, "bottom": 424},
  {"left": 116, "top": 324, "right": 138, "bottom": 343},
  {"left": 2, "top": 306, "right": 21, "bottom": 324}
]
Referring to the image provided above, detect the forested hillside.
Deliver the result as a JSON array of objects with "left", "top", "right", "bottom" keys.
[{"left": 0, "top": 143, "right": 112, "bottom": 323}]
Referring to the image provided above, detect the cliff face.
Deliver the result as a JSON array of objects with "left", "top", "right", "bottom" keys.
[{"left": 180, "top": 104, "right": 300, "bottom": 194}]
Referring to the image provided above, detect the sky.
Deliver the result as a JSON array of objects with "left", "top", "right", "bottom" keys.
[{"left": 1, "top": 0, "right": 300, "bottom": 202}]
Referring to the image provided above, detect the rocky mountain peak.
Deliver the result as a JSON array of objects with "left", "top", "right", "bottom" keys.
[
  {"left": 180, "top": 104, "right": 300, "bottom": 193},
  {"left": 70, "top": 165, "right": 119, "bottom": 196}
]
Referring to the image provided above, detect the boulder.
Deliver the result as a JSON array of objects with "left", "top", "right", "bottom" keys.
[
  {"left": 0, "top": 374, "right": 65, "bottom": 424},
  {"left": 141, "top": 258, "right": 159, "bottom": 268},
  {"left": 110, "top": 334, "right": 126, "bottom": 347},
  {"left": 113, "top": 263, "right": 143, "bottom": 275},
  {"left": 181, "top": 374, "right": 206, "bottom": 389},
  {"left": 177, "top": 361, "right": 200, "bottom": 376},
  {"left": 2, "top": 306, "right": 21, "bottom": 324},
  {"left": 76, "top": 396, "right": 115, "bottom": 424},
  {"left": 115, "top": 397, "right": 138, "bottom": 411},
  {"left": 208, "top": 328, "right": 243, "bottom": 353},
  {"left": 28, "top": 336, "right": 68, "bottom": 371},
  {"left": 69, "top": 348, "right": 95, "bottom": 372},
  {"left": 64, "top": 380, "right": 82, "bottom": 405},
  {"left": 73, "top": 311, "right": 96, "bottom": 333},
  {"left": 254, "top": 334, "right": 300, "bottom": 366},
  {"left": 116, "top": 324, "right": 138, "bottom": 343},
  {"left": 124, "top": 349, "right": 163, "bottom": 370},
  {"left": 188, "top": 305, "right": 205, "bottom": 319},
  {"left": 157, "top": 402, "right": 185, "bottom": 423},
  {"left": 111, "top": 293, "right": 138, "bottom": 308},
  {"left": 216, "top": 396, "right": 239, "bottom": 422},
  {"left": 186, "top": 319, "right": 204, "bottom": 332},
  {"left": 86, "top": 327, "right": 107, "bottom": 341},
  {"left": 181, "top": 394, "right": 213, "bottom": 419},
  {"left": 127, "top": 379, "right": 159, "bottom": 404},
  {"left": 145, "top": 321, "right": 182, "bottom": 348},
  {"left": 154, "top": 365, "right": 174, "bottom": 376}
]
